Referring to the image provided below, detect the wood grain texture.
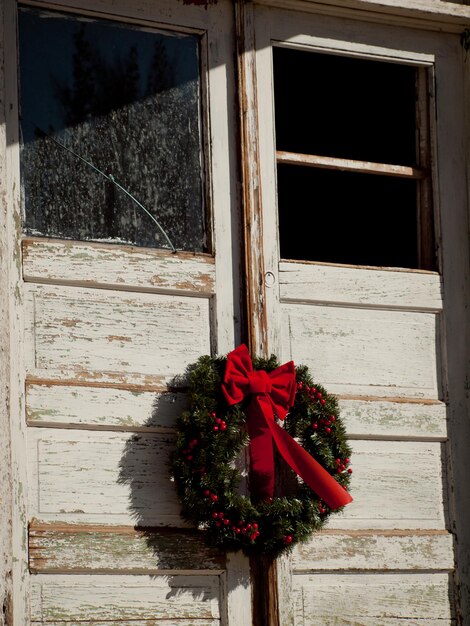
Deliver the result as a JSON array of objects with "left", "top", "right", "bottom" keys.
[
  {"left": 326, "top": 440, "right": 446, "bottom": 530},
  {"left": 276, "top": 150, "right": 426, "bottom": 179},
  {"left": 279, "top": 261, "right": 442, "bottom": 310},
  {"left": 26, "top": 382, "right": 187, "bottom": 430},
  {"left": 293, "top": 531, "right": 454, "bottom": 571},
  {"left": 22, "top": 238, "right": 215, "bottom": 295},
  {"left": 282, "top": 303, "right": 440, "bottom": 399},
  {"left": 338, "top": 397, "right": 447, "bottom": 440},
  {"left": 30, "top": 574, "right": 221, "bottom": 622},
  {"left": 27, "top": 429, "right": 183, "bottom": 526},
  {"left": 24, "top": 284, "right": 211, "bottom": 384},
  {"left": 292, "top": 572, "right": 454, "bottom": 625},
  {"left": 29, "top": 523, "right": 224, "bottom": 573}
]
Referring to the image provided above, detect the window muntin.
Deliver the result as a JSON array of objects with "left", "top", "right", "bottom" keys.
[
  {"left": 274, "top": 46, "right": 435, "bottom": 270},
  {"left": 19, "top": 6, "right": 206, "bottom": 252}
]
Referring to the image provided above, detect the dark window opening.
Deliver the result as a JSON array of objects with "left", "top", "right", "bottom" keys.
[
  {"left": 19, "top": 6, "right": 206, "bottom": 252},
  {"left": 274, "top": 47, "right": 435, "bottom": 270}
]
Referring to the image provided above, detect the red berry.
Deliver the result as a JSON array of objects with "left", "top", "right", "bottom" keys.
[
  {"left": 216, "top": 417, "right": 222, "bottom": 424},
  {"left": 348, "top": 468, "right": 353, "bottom": 474},
  {"left": 330, "top": 416, "right": 336, "bottom": 422},
  {"left": 325, "top": 427, "right": 331, "bottom": 434},
  {"left": 320, "top": 399, "right": 326, "bottom": 405},
  {"left": 284, "top": 535, "right": 293, "bottom": 544},
  {"left": 316, "top": 392, "right": 322, "bottom": 398},
  {"left": 252, "top": 522, "right": 259, "bottom": 530},
  {"left": 213, "top": 425, "right": 219, "bottom": 431},
  {"left": 235, "top": 527, "right": 241, "bottom": 534},
  {"left": 337, "top": 468, "right": 342, "bottom": 474},
  {"left": 297, "top": 382, "right": 303, "bottom": 389},
  {"left": 220, "top": 422, "right": 227, "bottom": 431},
  {"left": 335, "top": 458, "right": 341, "bottom": 465},
  {"left": 246, "top": 523, "right": 252, "bottom": 530},
  {"left": 211, "top": 494, "right": 218, "bottom": 502},
  {"left": 211, "top": 412, "right": 216, "bottom": 417},
  {"left": 212, "top": 512, "right": 219, "bottom": 519},
  {"left": 312, "top": 423, "right": 318, "bottom": 430},
  {"left": 215, "top": 521, "right": 221, "bottom": 527},
  {"left": 187, "top": 455, "right": 193, "bottom": 461},
  {"left": 204, "top": 490, "right": 210, "bottom": 497},
  {"left": 250, "top": 533, "right": 258, "bottom": 541},
  {"left": 218, "top": 512, "right": 224, "bottom": 519},
  {"left": 345, "top": 458, "right": 350, "bottom": 464},
  {"left": 223, "top": 519, "right": 230, "bottom": 526},
  {"left": 312, "top": 388, "right": 317, "bottom": 394},
  {"left": 241, "top": 527, "right": 247, "bottom": 534}
]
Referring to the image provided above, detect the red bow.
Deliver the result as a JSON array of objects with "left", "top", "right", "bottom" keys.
[{"left": 222, "top": 344, "right": 353, "bottom": 510}]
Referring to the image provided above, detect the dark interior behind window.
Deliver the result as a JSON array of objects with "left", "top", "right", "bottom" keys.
[{"left": 274, "top": 47, "right": 434, "bottom": 270}]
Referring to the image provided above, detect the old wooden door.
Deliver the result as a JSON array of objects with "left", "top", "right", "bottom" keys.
[
  {"left": 243, "top": 3, "right": 469, "bottom": 624},
  {"left": 5, "top": 0, "right": 252, "bottom": 623}
]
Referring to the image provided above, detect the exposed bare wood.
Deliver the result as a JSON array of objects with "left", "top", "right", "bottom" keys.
[
  {"left": 22, "top": 237, "right": 215, "bottom": 296},
  {"left": 236, "top": 0, "right": 269, "bottom": 358},
  {"left": 0, "top": 0, "right": 12, "bottom": 621},
  {"left": 276, "top": 150, "right": 426, "bottom": 178},
  {"left": 29, "top": 522, "right": 225, "bottom": 573},
  {"left": 236, "top": 1, "right": 277, "bottom": 624},
  {"left": 25, "top": 375, "right": 176, "bottom": 393}
]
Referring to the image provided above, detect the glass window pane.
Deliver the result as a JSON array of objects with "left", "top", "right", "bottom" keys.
[{"left": 19, "top": 7, "right": 206, "bottom": 252}]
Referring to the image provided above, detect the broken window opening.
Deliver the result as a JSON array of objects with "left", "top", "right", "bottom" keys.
[{"left": 274, "top": 46, "right": 435, "bottom": 270}]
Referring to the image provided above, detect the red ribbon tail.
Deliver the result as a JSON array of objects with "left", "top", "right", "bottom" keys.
[
  {"left": 267, "top": 419, "right": 353, "bottom": 510},
  {"left": 245, "top": 400, "right": 276, "bottom": 501}
]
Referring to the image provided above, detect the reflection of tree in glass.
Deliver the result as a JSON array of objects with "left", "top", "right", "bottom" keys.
[{"left": 22, "top": 24, "right": 204, "bottom": 251}]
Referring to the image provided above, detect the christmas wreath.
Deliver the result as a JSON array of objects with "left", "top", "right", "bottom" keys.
[{"left": 171, "top": 344, "right": 353, "bottom": 557}]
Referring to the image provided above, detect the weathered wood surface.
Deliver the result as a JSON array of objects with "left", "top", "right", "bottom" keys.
[
  {"left": 31, "top": 574, "right": 221, "bottom": 623},
  {"left": 293, "top": 531, "right": 454, "bottom": 571},
  {"left": 338, "top": 397, "right": 447, "bottom": 440},
  {"left": 256, "top": 0, "right": 470, "bottom": 33},
  {"left": 24, "top": 284, "right": 211, "bottom": 385},
  {"left": 25, "top": 383, "right": 447, "bottom": 439},
  {"left": 27, "top": 429, "right": 182, "bottom": 526},
  {"left": 292, "top": 573, "right": 454, "bottom": 625},
  {"left": 327, "top": 440, "right": 446, "bottom": 529},
  {"left": 22, "top": 238, "right": 215, "bottom": 295},
  {"left": 281, "top": 303, "right": 440, "bottom": 399},
  {"left": 29, "top": 523, "right": 224, "bottom": 573},
  {"left": 27, "top": 429, "right": 446, "bottom": 529},
  {"left": 279, "top": 261, "right": 442, "bottom": 310},
  {"left": 29, "top": 524, "right": 452, "bottom": 574},
  {"left": 26, "top": 382, "right": 186, "bottom": 431},
  {"left": 276, "top": 150, "right": 426, "bottom": 179}
]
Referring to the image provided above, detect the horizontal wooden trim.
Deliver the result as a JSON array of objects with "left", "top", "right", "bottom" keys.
[
  {"left": 25, "top": 375, "right": 180, "bottom": 393},
  {"left": 338, "top": 394, "right": 443, "bottom": 405},
  {"left": 279, "top": 261, "right": 442, "bottom": 311},
  {"left": 29, "top": 521, "right": 225, "bottom": 573},
  {"left": 22, "top": 237, "right": 215, "bottom": 296},
  {"left": 338, "top": 396, "right": 447, "bottom": 441},
  {"left": 280, "top": 258, "right": 440, "bottom": 275},
  {"left": 277, "top": 150, "right": 426, "bottom": 179},
  {"left": 292, "top": 530, "right": 454, "bottom": 571},
  {"left": 256, "top": 0, "right": 470, "bottom": 33}
]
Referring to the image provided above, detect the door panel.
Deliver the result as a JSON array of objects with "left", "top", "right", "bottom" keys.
[
  {"left": 11, "top": 0, "right": 250, "bottom": 624},
  {"left": 254, "top": 5, "right": 457, "bottom": 624}
]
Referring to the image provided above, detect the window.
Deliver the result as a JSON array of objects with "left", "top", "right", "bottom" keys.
[
  {"left": 19, "top": 6, "right": 206, "bottom": 252},
  {"left": 274, "top": 47, "right": 435, "bottom": 270}
]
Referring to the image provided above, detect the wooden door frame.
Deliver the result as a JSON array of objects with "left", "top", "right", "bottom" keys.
[{"left": 236, "top": 1, "right": 470, "bottom": 624}]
